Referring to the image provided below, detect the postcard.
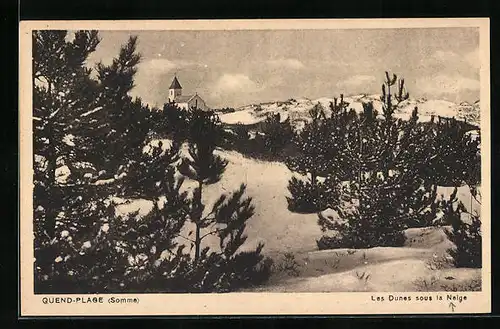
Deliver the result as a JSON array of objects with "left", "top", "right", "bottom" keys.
[{"left": 19, "top": 18, "right": 490, "bottom": 316}]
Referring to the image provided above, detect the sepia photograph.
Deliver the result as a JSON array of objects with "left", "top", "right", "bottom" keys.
[{"left": 19, "top": 18, "right": 490, "bottom": 316}]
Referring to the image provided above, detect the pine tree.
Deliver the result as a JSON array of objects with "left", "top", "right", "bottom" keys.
[
  {"left": 322, "top": 94, "right": 360, "bottom": 182},
  {"left": 428, "top": 117, "right": 481, "bottom": 187},
  {"left": 261, "top": 112, "right": 294, "bottom": 156},
  {"left": 110, "top": 141, "right": 192, "bottom": 292},
  {"left": 177, "top": 108, "right": 272, "bottom": 291},
  {"left": 178, "top": 109, "right": 228, "bottom": 261},
  {"left": 33, "top": 30, "right": 101, "bottom": 239},
  {"left": 432, "top": 119, "right": 482, "bottom": 268},
  {"left": 285, "top": 103, "right": 340, "bottom": 213},
  {"left": 317, "top": 72, "right": 440, "bottom": 249},
  {"left": 33, "top": 30, "right": 106, "bottom": 291},
  {"left": 33, "top": 31, "right": 160, "bottom": 293},
  {"left": 442, "top": 188, "right": 482, "bottom": 268},
  {"left": 77, "top": 36, "right": 152, "bottom": 182}
]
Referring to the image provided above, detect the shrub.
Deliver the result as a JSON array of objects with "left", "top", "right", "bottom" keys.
[
  {"left": 443, "top": 192, "right": 482, "bottom": 268},
  {"left": 273, "top": 252, "right": 301, "bottom": 277},
  {"left": 286, "top": 176, "right": 340, "bottom": 213},
  {"left": 316, "top": 235, "right": 342, "bottom": 250}
]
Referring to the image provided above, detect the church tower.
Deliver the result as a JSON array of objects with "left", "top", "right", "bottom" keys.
[{"left": 168, "top": 76, "right": 182, "bottom": 102}]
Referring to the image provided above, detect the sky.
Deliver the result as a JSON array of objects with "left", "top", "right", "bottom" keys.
[{"left": 83, "top": 28, "right": 480, "bottom": 109}]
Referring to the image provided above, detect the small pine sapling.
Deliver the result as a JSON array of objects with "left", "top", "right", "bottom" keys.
[
  {"left": 177, "top": 108, "right": 272, "bottom": 291},
  {"left": 285, "top": 102, "right": 340, "bottom": 213},
  {"left": 442, "top": 188, "right": 482, "bottom": 268}
]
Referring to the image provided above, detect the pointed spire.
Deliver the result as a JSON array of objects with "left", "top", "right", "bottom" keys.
[{"left": 169, "top": 76, "right": 182, "bottom": 89}]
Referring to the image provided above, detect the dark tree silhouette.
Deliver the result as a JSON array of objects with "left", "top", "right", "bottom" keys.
[
  {"left": 442, "top": 188, "right": 482, "bottom": 268},
  {"left": 285, "top": 103, "right": 342, "bottom": 213}
]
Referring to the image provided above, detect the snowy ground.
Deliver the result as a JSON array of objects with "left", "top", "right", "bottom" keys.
[
  {"left": 247, "top": 226, "right": 481, "bottom": 292},
  {"left": 116, "top": 147, "right": 323, "bottom": 254}
]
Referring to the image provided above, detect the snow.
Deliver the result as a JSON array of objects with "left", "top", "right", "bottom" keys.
[
  {"left": 48, "top": 108, "right": 62, "bottom": 119},
  {"left": 250, "top": 226, "right": 480, "bottom": 292},
  {"left": 143, "top": 138, "right": 173, "bottom": 155},
  {"left": 219, "top": 109, "right": 264, "bottom": 125},
  {"left": 62, "top": 134, "right": 75, "bottom": 147},
  {"left": 55, "top": 165, "right": 71, "bottom": 184},
  {"left": 94, "top": 178, "right": 115, "bottom": 185},
  {"left": 35, "top": 155, "right": 47, "bottom": 171},
  {"left": 80, "top": 106, "right": 103, "bottom": 117},
  {"left": 465, "top": 129, "right": 480, "bottom": 141},
  {"left": 224, "top": 96, "right": 480, "bottom": 129},
  {"left": 101, "top": 223, "right": 110, "bottom": 233},
  {"left": 73, "top": 162, "right": 96, "bottom": 170},
  {"left": 398, "top": 99, "right": 456, "bottom": 120},
  {"left": 115, "top": 198, "right": 154, "bottom": 219}
]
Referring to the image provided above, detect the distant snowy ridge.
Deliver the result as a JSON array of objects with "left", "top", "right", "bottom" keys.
[{"left": 218, "top": 95, "right": 480, "bottom": 128}]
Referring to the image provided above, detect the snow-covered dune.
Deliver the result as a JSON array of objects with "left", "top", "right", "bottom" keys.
[
  {"left": 116, "top": 147, "right": 481, "bottom": 256},
  {"left": 249, "top": 226, "right": 481, "bottom": 292},
  {"left": 219, "top": 109, "right": 267, "bottom": 125},
  {"left": 219, "top": 95, "right": 480, "bottom": 129},
  {"left": 180, "top": 149, "right": 322, "bottom": 254}
]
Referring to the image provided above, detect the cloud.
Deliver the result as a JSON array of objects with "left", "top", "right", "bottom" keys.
[
  {"left": 266, "top": 58, "right": 305, "bottom": 70},
  {"left": 425, "top": 49, "right": 480, "bottom": 70},
  {"left": 430, "top": 50, "right": 462, "bottom": 63},
  {"left": 336, "top": 75, "right": 377, "bottom": 89},
  {"left": 417, "top": 74, "right": 480, "bottom": 95},
  {"left": 138, "top": 58, "right": 178, "bottom": 73},
  {"left": 213, "top": 74, "right": 262, "bottom": 95},
  {"left": 138, "top": 58, "right": 201, "bottom": 74}
]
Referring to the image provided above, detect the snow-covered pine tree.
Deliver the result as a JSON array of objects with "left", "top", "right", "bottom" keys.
[
  {"left": 317, "top": 72, "right": 440, "bottom": 249},
  {"left": 177, "top": 107, "right": 272, "bottom": 291},
  {"left": 320, "top": 95, "right": 360, "bottom": 182},
  {"left": 261, "top": 112, "right": 294, "bottom": 156},
  {"left": 34, "top": 183, "right": 126, "bottom": 293},
  {"left": 32, "top": 31, "right": 167, "bottom": 293},
  {"left": 105, "top": 140, "right": 194, "bottom": 292},
  {"left": 441, "top": 188, "right": 482, "bottom": 268},
  {"left": 77, "top": 36, "right": 152, "bottom": 182},
  {"left": 33, "top": 30, "right": 109, "bottom": 291},
  {"left": 33, "top": 30, "right": 101, "bottom": 240},
  {"left": 430, "top": 117, "right": 482, "bottom": 268},
  {"left": 428, "top": 116, "right": 481, "bottom": 187},
  {"left": 285, "top": 103, "right": 341, "bottom": 213}
]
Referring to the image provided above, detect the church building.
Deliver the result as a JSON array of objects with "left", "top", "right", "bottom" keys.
[{"left": 168, "top": 76, "right": 209, "bottom": 111}]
